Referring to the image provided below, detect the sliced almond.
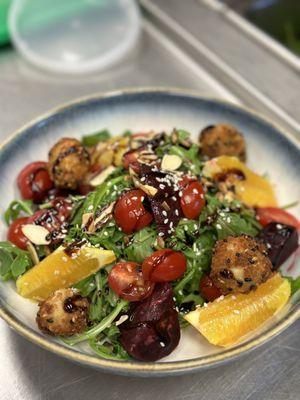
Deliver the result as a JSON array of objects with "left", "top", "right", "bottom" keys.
[
  {"left": 131, "top": 175, "right": 158, "bottom": 196},
  {"left": 82, "top": 212, "right": 95, "bottom": 232},
  {"left": 161, "top": 154, "right": 182, "bottom": 171},
  {"left": 94, "top": 202, "right": 115, "bottom": 229},
  {"left": 89, "top": 165, "right": 116, "bottom": 187},
  {"left": 26, "top": 242, "right": 39, "bottom": 265},
  {"left": 22, "top": 224, "right": 51, "bottom": 245}
]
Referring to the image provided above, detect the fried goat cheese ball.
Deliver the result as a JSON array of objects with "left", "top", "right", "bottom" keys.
[
  {"left": 36, "top": 288, "right": 90, "bottom": 336},
  {"left": 199, "top": 124, "right": 246, "bottom": 161},
  {"left": 48, "top": 138, "right": 90, "bottom": 190},
  {"left": 210, "top": 235, "right": 272, "bottom": 295}
]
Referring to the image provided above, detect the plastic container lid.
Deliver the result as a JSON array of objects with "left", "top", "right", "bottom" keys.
[{"left": 8, "top": 0, "right": 141, "bottom": 74}]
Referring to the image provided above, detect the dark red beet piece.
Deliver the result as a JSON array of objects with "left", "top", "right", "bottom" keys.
[
  {"left": 139, "top": 164, "right": 183, "bottom": 238},
  {"left": 119, "top": 283, "right": 180, "bottom": 361},
  {"left": 258, "top": 222, "right": 299, "bottom": 270}
]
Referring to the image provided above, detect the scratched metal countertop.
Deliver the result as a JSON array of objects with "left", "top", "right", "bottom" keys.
[{"left": 0, "top": 1, "right": 299, "bottom": 399}]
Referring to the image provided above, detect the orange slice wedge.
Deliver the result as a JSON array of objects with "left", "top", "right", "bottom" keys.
[
  {"left": 202, "top": 156, "right": 277, "bottom": 207},
  {"left": 185, "top": 274, "right": 290, "bottom": 347},
  {"left": 16, "top": 246, "right": 116, "bottom": 302}
]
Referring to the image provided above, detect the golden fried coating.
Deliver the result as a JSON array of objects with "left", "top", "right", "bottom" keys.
[
  {"left": 48, "top": 138, "right": 90, "bottom": 190},
  {"left": 199, "top": 124, "right": 246, "bottom": 160},
  {"left": 36, "top": 288, "right": 90, "bottom": 336},
  {"left": 210, "top": 235, "right": 272, "bottom": 294}
]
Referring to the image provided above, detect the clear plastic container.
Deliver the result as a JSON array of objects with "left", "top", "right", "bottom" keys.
[{"left": 8, "top": 0, "right": 141, "bottom": 74}]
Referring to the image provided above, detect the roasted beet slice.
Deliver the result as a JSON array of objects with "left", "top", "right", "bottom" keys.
[
  {"left": 124, "top": 283, "right": 175, "bottom": 327},
  {"left": 139, "top": 164, "right": 183, "bottom": 238},
  {"left": 120, "top": 283, "right": 180, "bottom": 361},
  {"left": 120, "top": 310, "right": 180, "bottom": 361},
  {"left": 259, "top": 222, "right": 299, "bottom": 270}
]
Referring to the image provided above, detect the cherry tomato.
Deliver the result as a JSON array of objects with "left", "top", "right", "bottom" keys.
[
  {"left": 51, "top": 197, "right": 73, "bottom": 220},
  {"left": 178, "top": 175, "right": 195, "bottom": 189},
  {"left": 123, "top": 150, "right": 140, "bottom": 169},
  {"left": 7, "top": 217, "right": 29, "bottom": 250},
  {"left": 199, "top": 275, "right": 222, "bottom": 302},
  {"left": 114, "top": 189, "right": 153, "bottom": 234},
  {"left": 108, "top": 262, "right": 154, "bottom": 301},
  {"left": 180, "top": 181, "right": 205, "bottom": 219},
  {"left": 142, "top": 249, "right": 187, "bottom": 282},
  {"left": 256, "top": 207, "right": 300, "bottom": 229},
  {"left": 17, "top": 161, "right": 53, "bottom": 203}
]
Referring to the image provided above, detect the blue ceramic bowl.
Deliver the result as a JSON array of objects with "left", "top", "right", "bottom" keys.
[{"left": 0, "top": 88, "right": 299, "bottom": 376}]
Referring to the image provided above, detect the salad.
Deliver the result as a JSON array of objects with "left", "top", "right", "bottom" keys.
[{"left": 1, "top": 124, "right": 299, "bottom": 361}]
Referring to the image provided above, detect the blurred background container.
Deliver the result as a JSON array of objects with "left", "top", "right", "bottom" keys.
[{"left": 1, "top": 0, "right": 141, "bottom": 73}]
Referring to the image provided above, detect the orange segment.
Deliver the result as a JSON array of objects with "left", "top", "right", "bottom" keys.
[
  {"left": 203, "top": 156, "right": 277, "bottom": 207},
  {"left": 185, "top": 274, "right": 290, "bottom": 347},
  {"left": 16, "top": 246, "right": 116, "bottom": 302}
]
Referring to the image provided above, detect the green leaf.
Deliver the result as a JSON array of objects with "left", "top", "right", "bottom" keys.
[
  {"left": 82, "top": 129, "right": 111, "bottom": 147},
  {"left": 0, "top": 250, "right": 13, "bottom": 280},
  {"left": 286, "top": 276, "right": 300, "bottom": 295},
  {"left": 10, "top": 255, "right": 30, "bottom": 278},
  {"left": 214, "top": 212, "right": 260, "bottom": 240},
  {"left": 124, "top": 226, "right": 157, "bottom": 263},
  {"left": 0, "top": 242, "right": 33, "bottom": 281},
  {"left": 4, "top": 200, "right": 33, "bottom": 225}
]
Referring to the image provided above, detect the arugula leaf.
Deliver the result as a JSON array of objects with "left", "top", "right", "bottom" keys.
[
  {"left": 0, "top": 242, "right": 33, "bottom": 281},
  {"left": 4, "top": 200, "right": 33, "bottom": 225},
  {"left": 214, "top": 212, "right": 260, "bottom": 240},
  {"left": 124, "top": 226, "right": 157, "bottom": 263},
  {"left": 169, "top": 144, "right": 202, "bottom": 175},
  {"left": 82, "top": 130, "right": 111, "bottom": 147}
]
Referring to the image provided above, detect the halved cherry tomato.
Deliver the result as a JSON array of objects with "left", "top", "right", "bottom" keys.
[
  {"left": 142, "top": 249, "right": 187, "bottom": 282},
  {"left": 114, "top": 189, "right": 153, "bottom": 234},
  {"left": 178, "top": 175, "right": 195, "bottom": 189},
  {"left": 17, "top": 161, "right": 53, "bottom": 203},
  {"left": 199, "top": 275, "right": 222, "bottom": 302},
  {"left": 7, "top": 217, "right": 29, "bottom": 250},
  {"left": 180, "top": 181, "right": 205, "bottom": 219},
  {"left": 256, "top": 207, "right": 300, "bottom": 229},
  {"left": 123, "top": 150, "right": 140, "bottom": 169},
  {"left": 108, "top": 262, "right": 154, "bottom": 301}
]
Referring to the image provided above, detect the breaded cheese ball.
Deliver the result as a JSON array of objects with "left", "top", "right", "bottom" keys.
[
  {"left": 199, "top": 124, "right": 246, "bottom": 160},
  {"left": 210, "top": 235, "right": 272, "bottom": 294},
  {"left": 48, "top": 138, "right": 90, "bottom": 190},
  {"left": 36, "top": 288, "right": 90, "bottom": 336}
]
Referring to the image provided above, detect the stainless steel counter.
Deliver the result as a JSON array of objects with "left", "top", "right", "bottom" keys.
[{"left": 0, "top": 1, "right": 299, "bottom": 399}]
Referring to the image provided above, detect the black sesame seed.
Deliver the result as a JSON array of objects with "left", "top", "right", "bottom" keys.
[
  {"left": 220, "top": 269, "right": 233, "bottom": 279},
  {"left": 237, "top": 280, "right": 243, "bottom": 287},
  {"left": 244, "top": 277, "right": 252, "bottom": 282}
]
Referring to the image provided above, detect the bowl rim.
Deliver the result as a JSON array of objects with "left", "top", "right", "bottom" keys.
[{"left": 0, "top": 87, "right": 299, "bottom": 376}]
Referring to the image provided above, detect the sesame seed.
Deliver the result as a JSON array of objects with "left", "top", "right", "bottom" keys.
[
  {"left": 162, "top": 210, "right": 167, "bottom": 216},
  {"left": 159, "top": 184, "right": 165, "bottom": 190},
  {"left": 87, "top": 205, "right": 93, "bottom": 211},
  {"left": 158, "top": 232, "right": 164, "bottom": 237},
  {"left": 192, "top": 188, "right": 198, "bottom": 194},
  {"left": 216, "top": 224, "right": 222, "bottom": 229},
  {"left": 179, "top": 191, "right": 183, "bottom": 197},
  {"left": 216, "top": 295, "right": 225, "bottom": 302},
  {"left": 164, "top": 218, "right": 169, "bottom": 224},
  {"left": 175, "top": 209, "right": 179, "bottom": 216},
  {"left": 160, "top": 342, "right": 165, "bottom": 347},
  {"left": 131, "top": 196, "right": 138, "bottom": 201}
]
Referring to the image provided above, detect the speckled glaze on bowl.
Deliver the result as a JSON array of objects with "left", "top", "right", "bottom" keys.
[{"left": 0, "top": 88, "right": 299, "bottom": 377}]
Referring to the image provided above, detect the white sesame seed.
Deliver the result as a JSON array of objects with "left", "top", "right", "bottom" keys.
[
  {"left": 131, "top": 196, "right": 138, "bottom": 201},
  {"left": 192, "top": 188, "right": 199, "bottom": 194},
  {"left": 87, "top": 205, "right": 93, "bottom": 211},
  {"left": 159, "top": 184, "right": 165, "bottom": 190},
  {"left": 175, "top": 209, "right": 179, "bottom": 216},
  {"left": 162, "top": 210, "right": 167, "bottom": 216},
  {"left": 158, "top": 232, "right": 164, "bottom": 237},
  {"left": 216, "top": 295, "right": 225, "bottom": 302},
  {"left": 160, "top": 342, "right": 165, "bottom": 347},
  {"left": 216, "top": 224, "right": 222, "bottom": 229},
  {"left": 164, "top": 218, "right": 169, "bottom": 224},
  {"left": 231, "top": 295, "right": 236, "bottom": 300}
]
